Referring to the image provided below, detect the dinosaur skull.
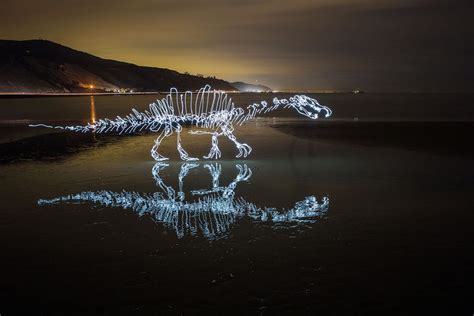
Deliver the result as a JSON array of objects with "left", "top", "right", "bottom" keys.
[{"left": 289, "top": 95, "right": 332, "bottom": 119}]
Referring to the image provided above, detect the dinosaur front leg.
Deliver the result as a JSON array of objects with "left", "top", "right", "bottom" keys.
[
  {"left": 222, "top": 126, "right": 252, "bottom": 158},
  {"left": 151, "top": 162, "right": 175, "bottom": 198},
  {"left": 176, "top": 125, "right": 199, "bottom": 161},
  {"left": 177, "top": 162, "right": 199, "bottom": 201},
  {"left": 151, "top": 127, "right": 172, "bottom": 161}
]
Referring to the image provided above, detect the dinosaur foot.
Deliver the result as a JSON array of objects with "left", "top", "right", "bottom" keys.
[
  {"left": 180, "top": 155, "right": 199, "bottom": 161},
  {"left": 204, "top": 147, "right": 222, "bottom": 160},
  {"left": 235, "top": 164, "right": 252, "bottom": 181},
  {"left": 236, "top": 143, "right": 252, "bottom": 158},
  {"left": 177, "top": 144, "right": 199, "bottom": 161},
  {"left": 151, "top": 153, "right": 169, "bottom": 161}
]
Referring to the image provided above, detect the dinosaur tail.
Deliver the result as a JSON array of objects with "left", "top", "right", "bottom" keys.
[
  {"left": 29, "top": 108, "right": 165, "bottom": 135},
  {"left": 29, "top": 122, "right": 96, "bottom": 133}
]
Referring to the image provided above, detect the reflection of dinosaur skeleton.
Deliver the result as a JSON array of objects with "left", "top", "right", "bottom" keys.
[
  {"left": 30, "top": 85, "right": 332, "bottom": 161},
  {"left": 38, "top": 163, "right": 329, "bottom": 239}
]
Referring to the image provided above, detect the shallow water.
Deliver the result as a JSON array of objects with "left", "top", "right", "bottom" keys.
[{"left": 0, "top": 94, "right": 473, "bottom": 313}]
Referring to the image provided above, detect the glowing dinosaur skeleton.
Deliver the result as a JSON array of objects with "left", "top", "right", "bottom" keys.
[
  {"left": 38, "top": 163, "right": 329, "bottom": 239},
  {"left": 30, "top": 85, "right": 332, "bottom": 161}
]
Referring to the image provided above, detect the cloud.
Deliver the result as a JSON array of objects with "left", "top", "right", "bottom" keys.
[{"left": 1, "top": 0, "right": 472, "bottom": 91}]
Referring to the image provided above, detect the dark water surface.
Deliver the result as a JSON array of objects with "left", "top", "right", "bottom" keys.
[{"left": 0, "top": 93, "right": 473, "bottom": 314}]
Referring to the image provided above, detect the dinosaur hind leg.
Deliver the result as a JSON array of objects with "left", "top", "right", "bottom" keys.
[
  {"left": 176, "top": 125, "right": 199, "bottom": 161},
  {"left": 189, "top": 129, "right": 222, "bottom": 159},
  {"left": 223, "top": 128, "right": 252, "bottom": 158},
  {"left": 204, "top": 132, "right": 222, "bottom": 159},
  {"left": 151, "top": 127, "right": 172, "bottom": 161}
]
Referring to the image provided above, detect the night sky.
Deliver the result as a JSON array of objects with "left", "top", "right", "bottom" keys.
[{"left": 1, "top": 0, "right": 472, "bottom": 91}]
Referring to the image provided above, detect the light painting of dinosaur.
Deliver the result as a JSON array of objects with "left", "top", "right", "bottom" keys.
[
  {"left": 38, "top": 163, "right": 329, "bottom": 239},
  {"left": 30, "top": 85, "right": 332, "bottom": 161}
]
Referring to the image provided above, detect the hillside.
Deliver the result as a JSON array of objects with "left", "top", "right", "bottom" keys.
[
  {"left": 0, "top": 39, "right": 245, "bottom": 93},
  {"left": 231, "top": 81, "right": 272, "bottom": 92}
]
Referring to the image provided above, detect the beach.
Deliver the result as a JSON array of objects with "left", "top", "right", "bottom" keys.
[{"left": 0, "top": 93, "right": 473, "bottom": 314}]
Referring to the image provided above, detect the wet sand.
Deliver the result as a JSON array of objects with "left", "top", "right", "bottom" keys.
[
  {"left": 0, "top": 122, "right": 472, "bottom": 314},
  {"left": 3, "top": 121, "right": 473, "bottom": 163},
  {"left": 1, "top": 94, "right": 473, "bottom": 314},
  {"left": 272, "top": 121, "right": 474, "bottom": 156}
]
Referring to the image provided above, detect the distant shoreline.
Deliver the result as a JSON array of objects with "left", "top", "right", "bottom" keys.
[
  {"left": 0, "top": 91, "right": 338, "bottom": 98},
  {"left": 0, "top": 91, "right": 472, "bottom": 98},
  {"left": 0, "top": 92, "right": 164, "bottom": 98},
  {"left": 0, "top": 91, "right": 272, "bottom": 98}
]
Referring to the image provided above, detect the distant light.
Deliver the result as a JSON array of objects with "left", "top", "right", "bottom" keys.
[
  {"left": 90, "top": 96, "right": 96, "bottom": 124},
  {"left": 89, "top": 84, "right": 94, "bottom": 89}
]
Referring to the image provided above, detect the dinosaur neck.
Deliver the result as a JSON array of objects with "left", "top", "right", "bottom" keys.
[{"left": 243, "top": 97, "right": 290, "bottom": 121}]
